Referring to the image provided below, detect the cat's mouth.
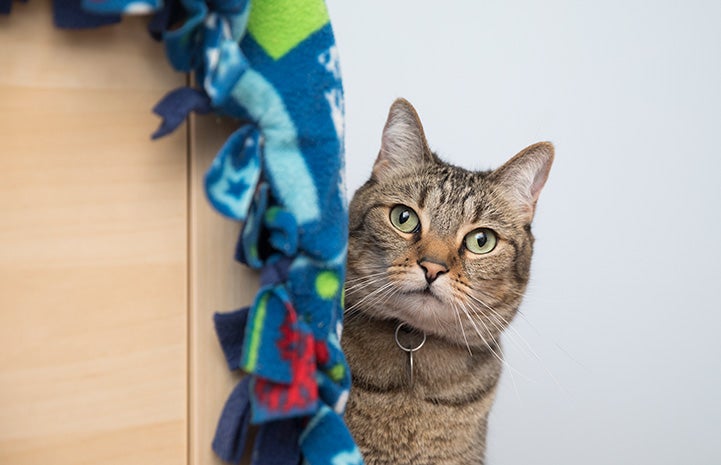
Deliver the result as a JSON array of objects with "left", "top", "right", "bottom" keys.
[{"left": 408, "top": 285, "right": 443, "bottom": 302}]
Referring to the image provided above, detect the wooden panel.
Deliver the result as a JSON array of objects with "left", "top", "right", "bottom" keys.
[
  {"left": 188, "top": 114, "right": 258, "bottom": 465},
  {"left": 0, "top": 3, "right": 188, "bottom": 465}
]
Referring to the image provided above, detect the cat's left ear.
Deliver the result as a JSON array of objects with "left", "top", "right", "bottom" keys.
[
  {"left": 490, "top": 142, "right": 554, "bottom": 223},
  {"left": 372, "top": 98, "right": 435, "bottom": 181}
]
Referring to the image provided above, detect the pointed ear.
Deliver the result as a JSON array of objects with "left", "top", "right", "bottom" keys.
[
  {"left": 491, "top": 142, "right": 554, "bottom": 223},
  {"left": 372, "top": 98, "right": 434, "bottom": 181}
]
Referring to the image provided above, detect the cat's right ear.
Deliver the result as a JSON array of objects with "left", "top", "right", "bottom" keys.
[
  {"left": 490, "top": 141, "right": 554, "bottom": 223},
  {"left": 372, "top": 98, "right": 434, "bottom": 181}
]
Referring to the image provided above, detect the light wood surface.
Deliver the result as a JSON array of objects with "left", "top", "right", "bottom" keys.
[
  {"left": 188, "top": 113, "right": 258, "bottom": 465},
  {"left": 0, "top": 3, "right": 188, "bottom": 465}
]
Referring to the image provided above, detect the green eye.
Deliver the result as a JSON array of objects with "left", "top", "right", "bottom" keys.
[
  {"left": 464, "top": 228, "right": 497, "bottom": 254},
  {"left": 390, "top": 205, "right": 420, "bottom": 233}
]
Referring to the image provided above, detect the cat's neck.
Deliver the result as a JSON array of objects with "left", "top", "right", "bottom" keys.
[{"left": 342, "top": 314, "right": 502, "bottom": 399}]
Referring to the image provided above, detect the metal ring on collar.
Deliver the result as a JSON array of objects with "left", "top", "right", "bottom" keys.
[{"left": 394, "top": 322, "right": 427, "bottom": 353}]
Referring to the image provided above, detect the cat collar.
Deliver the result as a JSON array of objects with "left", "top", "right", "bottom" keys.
[{"left": 394, "top": 323, "right": 427, "bottom": 388}]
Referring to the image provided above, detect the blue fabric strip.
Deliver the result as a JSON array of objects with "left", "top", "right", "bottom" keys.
[
  {"left": 0, "top": 0, "right": 14, "bottom": 15},
  {"left": 212, "top": 376, "right": 253, "bottom": 464},
  {"left": 151, "top": 86, "right": 212, "bottom": 139},
  {"left": 53, "top": 0, "right": 121, "bottom": 29},
  {"left": 251, "top": 419, "right": 303, "bottom": 465},
  {"left": 147, "top": 0, "right": 183, "bottom": 41},
  {"left": 214, "top": 307, "right": 250, "bottom": 371}
]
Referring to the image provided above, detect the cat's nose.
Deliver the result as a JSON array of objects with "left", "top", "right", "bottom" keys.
[{"left": 418, "top": 258, "right": 449, "bottom": 284}]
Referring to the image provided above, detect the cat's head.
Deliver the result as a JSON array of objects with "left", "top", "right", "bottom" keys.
[{"left": 346, "top": 98, "right": 553, "bottom": 349}]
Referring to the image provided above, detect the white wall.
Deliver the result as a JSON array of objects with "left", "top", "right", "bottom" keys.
[{"left": 327, "top": 1, "right": 721, "bottom": 463}]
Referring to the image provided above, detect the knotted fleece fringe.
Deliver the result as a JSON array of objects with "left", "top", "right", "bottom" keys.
[{"left": 1, "top": 0, "right": 362, "bottom": 463}]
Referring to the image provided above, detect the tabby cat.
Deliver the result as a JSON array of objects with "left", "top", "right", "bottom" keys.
[{"left": 342, "top": 99, "right": 553, "bottom": 465}]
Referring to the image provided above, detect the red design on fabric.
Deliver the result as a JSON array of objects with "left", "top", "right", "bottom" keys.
[
  {"left": 254, "top": 302, "right": 318, "bottom": 414},
  {"left": 315, "top": 340, "right": 330, "bottom": 366}
]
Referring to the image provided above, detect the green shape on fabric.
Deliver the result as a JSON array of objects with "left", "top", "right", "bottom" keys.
[
  {"left": 265, "top": 206, "right": 280, "bottom": 222},
  {"left": 315, "top": 271, "right": 340, "bottom": 300},
  {"left": 329, "top": 363, "right": 345, "bottom": 382},
  {"left": 247, "top": 0, "right": 330, "bottom": 60},
  {"left": 244, "top": 293, "right": 268, "bottom": 373}
]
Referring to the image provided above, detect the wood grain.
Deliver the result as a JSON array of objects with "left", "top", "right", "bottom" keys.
[
  {"left": 188, "top": 113, "right": 259, "bottom": 465},
  {"left": 0, "top": 3, "right": 188, "bottom": 464}
]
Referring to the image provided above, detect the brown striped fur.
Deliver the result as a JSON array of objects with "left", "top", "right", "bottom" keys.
[{"left": 342, "top": 99, "right": 553, "bottom": 464}]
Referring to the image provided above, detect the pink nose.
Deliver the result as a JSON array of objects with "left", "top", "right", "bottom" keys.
[{"left": 418, "top": 259, "right": 449, "bottom": 284}]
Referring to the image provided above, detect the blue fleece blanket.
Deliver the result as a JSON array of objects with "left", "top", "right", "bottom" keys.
[{"left": 1, "top": 1, "right": 361, "bottom": 464}]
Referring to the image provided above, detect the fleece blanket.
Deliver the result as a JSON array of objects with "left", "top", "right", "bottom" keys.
[{"left": 2, "top": 1, "right": 361, "bottom": 464}]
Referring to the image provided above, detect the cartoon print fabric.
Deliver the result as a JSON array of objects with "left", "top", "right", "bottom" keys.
[{"left": 2, "top": 1, "right": 362, "bottom": 464}]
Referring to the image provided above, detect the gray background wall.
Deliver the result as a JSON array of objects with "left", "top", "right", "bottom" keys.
[{"left": 327, "top": 1, "right": 721, "bottom": 463}]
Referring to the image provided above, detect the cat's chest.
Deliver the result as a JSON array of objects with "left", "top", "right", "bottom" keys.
[
  {"left": 342, "top": 320, "right": 501, "bottom": 464},
  {"left": 342, "top": 319, "right": 502, "bottom": 396},
  {"left": 345, "top": 383, "right": 494, "bottom": 465}
]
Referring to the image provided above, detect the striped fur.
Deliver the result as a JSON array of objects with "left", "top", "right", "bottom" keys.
[{"left": 343, "top": 99, "right": 553, "bottom": 464}]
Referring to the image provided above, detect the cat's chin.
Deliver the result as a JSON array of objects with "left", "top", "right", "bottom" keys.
[
  {"left": 382, "top": 291, "right": 453, "bottom": 336},
  {"left": 370, "top": 289, "right": 492, "bottom": 349},
  {"left": 410, "top": 287, "right": 443, "bottom": 302}
]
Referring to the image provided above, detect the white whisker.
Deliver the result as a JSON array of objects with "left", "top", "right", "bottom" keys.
[
  {"left": 466, "top": 291, "right": 568, "bottom": 394},
  {"left": 451, "top": 300, "right": 472, "bottom": 355},
  {"left": 344, "top": 271, "right": 388, "bottom": 285},
  {"left": 345, "top": 276, "right": 388, "bottom": 294},
  {"left": 345, "top": 282, "right": 395, "bottom": 313},
  {"left": 457, "top": 299, "right": 533, "bottom": 385}
]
